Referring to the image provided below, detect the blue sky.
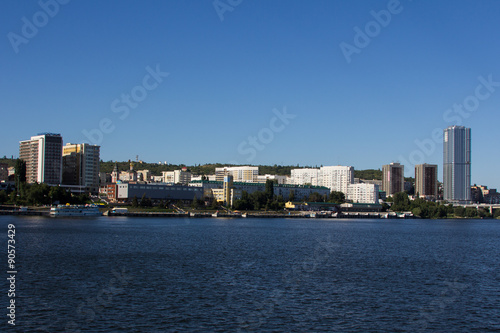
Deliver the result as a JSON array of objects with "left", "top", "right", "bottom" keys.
[{"left": 1, "top": 0, "right": 499, "bottom": 188}]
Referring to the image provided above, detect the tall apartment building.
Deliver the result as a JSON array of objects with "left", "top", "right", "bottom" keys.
[
  {"left": 290, "top": 168, "right": 320, "bottom": 186},
  {"left": 288, "top": 166, "right": 354, "bottom": 194},
  {"left": 443, "top": 126, "right": 471, "bottom": 202},
  {"left": 415, "top": 164, "right": 438, "bottom": 198},
  {"left": 347, "top": 183, "right": 379, "bottom": 204},
  {"left": 382, "top": 162, "right": 404, "bottom": 196},
  {"left": 19, "top": 133, "right": 63, "bottom": 184},
  {"left": 319, "top": 166, "right": 354, "bottom": 194},
  {"left": 215, "top": 166, "right": 258, "bottom": 182},
  {"left": 62, "top": 143, "right": 100, "bottom": 193}
]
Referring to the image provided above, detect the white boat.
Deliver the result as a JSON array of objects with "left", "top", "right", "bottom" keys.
[{"left": 50, "top": 204, "right": 102, "bottom": 217}]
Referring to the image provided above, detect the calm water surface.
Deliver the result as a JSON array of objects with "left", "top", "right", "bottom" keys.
[{"left": 1, "top": 216, "right": 499, "bottom": 332}]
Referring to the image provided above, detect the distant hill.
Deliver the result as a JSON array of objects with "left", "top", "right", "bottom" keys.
[
  {"left": 0, "top": 157, "right": 16, "bottom": 168},
  {"left": 354, "top": 169, "right": 382, "bottom": 180},
  {"left": 99, "top": 161, "right": 299, "bottom": 176}
]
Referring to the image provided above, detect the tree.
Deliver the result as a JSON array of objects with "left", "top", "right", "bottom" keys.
[
  {"left": 265, "top": 180, "right": 274, "bottom": 201},
  {"left": 26, "top": 183, "right": 50, "bottom": 205},
  {"left": 307, "top": 192, "right": 324, "bottom": 202},
  {"left": 435, "top": 205, "right": 448, "bottom": 219},
  {"left": 477, "top": 208, "right": 491, "bottom": 218},
  {"left": 454, "top": 206, "right": 465, "bottom": 217},
  {"left": 139, "top": 194, "right": 152, "bottom": 207},
  {"left": 465, "top": 207, "right": 478, "bottom": 218},
  {"left": 191, "top": 195, "right": 204, "bottom": 209},
  {"left": 157, "top": 199, "right": 166, "bottom": 209},
  {"left": 328, "top": 191, "right": 345, "bottom": 204},
  {"left": 250, "top": 191, "right": 268, "bottom": 210},
  {"left": 14, "top": 159, "right": 26, "bottom": 190},
  {"left": 49, "top": 186, "right": 71, "bottom": 205},
  {"left": 0, "top": 190, "right": 7, "bottom": 204},
  {"left": 288, "top": 190, "right": 295, "bottom": 202},
  {"left": 494, "top": 209, "right": 500, "bottom": 219},
  {"left": 131, "top": 196, "right": 139, "bottom": 207},
  {"left": 233, "top": 191, "right": 252, "bottom": 210},
  {"left": 391, "top": 192, "right": 411, "bottom": 212},
  {"left": 211, "top": 198, "right": 219, "bottom": 209}
]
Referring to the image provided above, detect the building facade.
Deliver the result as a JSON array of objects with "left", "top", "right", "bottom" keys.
[
  {"left": 189, "top": 180, "right": 330, "bottom": 201},
  {"left": 382, "top": 162, "right": 404, "bottom": 196},
  {"left": 19, "top": 133, "right": 63, "bottom": 184},
  {"left": 116, "top": 183, "right": 203, "bottom": 202},
  {"left": 346, "top": 183, "right": 379, "bottom": 204},
  {"left": 215, "top": 166, "right": 258, "bottom": 182},
  {"left": 62, "top": 143, "right": 100, "bottom": 193},
  {"left": 162, "top": 169, "right": 192, "bottom": 185},
  {"left": 256, "top": 174, "right": 287, "bottom": 184},
  {"left": 415, "top": 164, "right": 438, "bottom": 198},
  {"left": 290, "top": 168, "right": 320, "bottom": 186},
  {"left": 443, "top": 126, "right": 471, "bottom": 202},
  {"left": 319, "top": 165, "right": 354, "bottom": 194}
]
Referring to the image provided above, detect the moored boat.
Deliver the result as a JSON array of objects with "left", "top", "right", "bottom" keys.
[{"left": 50, "top": 204, "right": 102, "bottom": 217}]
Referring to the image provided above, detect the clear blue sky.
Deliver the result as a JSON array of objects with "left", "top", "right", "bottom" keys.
[{"left": 1, "top": 0, "right": 499, "bottom": 188}]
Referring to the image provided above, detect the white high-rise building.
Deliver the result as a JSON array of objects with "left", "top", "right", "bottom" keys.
[
  {"left": 290, "top": 168, "right": 320, "bottom": 186},
  {"left": 319, "top": 165, "right": 354, "bottom": 194},
  {"left": 347, "top": 183, "right": 379, "bottom": 204}
]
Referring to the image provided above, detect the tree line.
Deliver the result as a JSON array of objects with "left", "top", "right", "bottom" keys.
[{"left": 388, "top": 192, "right": 498, "bottom": 219}]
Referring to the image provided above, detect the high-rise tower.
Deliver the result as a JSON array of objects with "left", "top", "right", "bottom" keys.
[
  {"left": 382, "top": 162, "right": 404, "bottom": 196},
  {"left": 19, "top": 133, "right": 63, "bottom": 184},
  {"left": 443, "top": 126, "right": 471, "bottom": 202},
  {"left": 415, "top": 164, "right": 438, "bottom": 198},
  {"left": 62, "top": 143, "right": 100, "bottom": 193}
]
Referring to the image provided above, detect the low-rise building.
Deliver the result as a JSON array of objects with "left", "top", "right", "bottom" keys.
[
  {"left": 136, "top": 170, "right": 151, "bottom": 182},
  {"left": 116, "top": 183, "right": 203, "bottom": 202}
]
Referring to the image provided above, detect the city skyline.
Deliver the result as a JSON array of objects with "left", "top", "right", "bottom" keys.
[{"left": 1, "top": 1, "right": 499, "bottom": 189}]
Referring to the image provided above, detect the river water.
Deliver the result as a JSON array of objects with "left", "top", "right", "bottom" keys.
[{"left": 1, "top": 216, "right": 499, "bottom": 332}]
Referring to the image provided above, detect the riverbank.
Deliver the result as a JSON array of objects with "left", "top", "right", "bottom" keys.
[{"left": 2, "top": 206, "right": 498, "bottom": 219}]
